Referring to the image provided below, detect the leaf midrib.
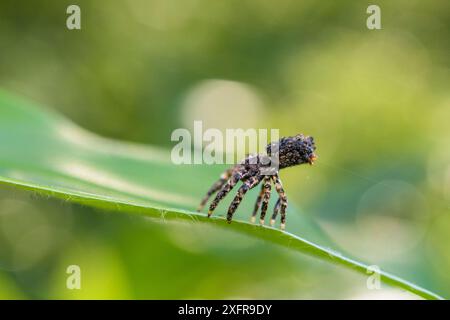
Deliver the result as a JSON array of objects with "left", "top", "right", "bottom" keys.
[{"left": 0, "top": 176, "right": 443, "bottom": 300}]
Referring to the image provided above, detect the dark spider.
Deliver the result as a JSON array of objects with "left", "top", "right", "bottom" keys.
[{"left": 197, "top": 134, "right": 317, "bottom": 230}]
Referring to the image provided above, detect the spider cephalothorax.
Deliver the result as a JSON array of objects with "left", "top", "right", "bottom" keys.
[{"left": 197, "top": 134, "right": 317, "bottom": 230}]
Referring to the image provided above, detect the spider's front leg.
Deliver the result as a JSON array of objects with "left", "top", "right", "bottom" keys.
[
  {"left": 272, "top": 174, "right": 288, "bottom": 230},
  {"left": 207, "top": 166, "right": 248, "bottom": 217},
  {"left": 226, "top": 174, "right": 263, "bottom": 223},
  {"left": 197, "top": 167, "right": 233, "bottom": 212}
]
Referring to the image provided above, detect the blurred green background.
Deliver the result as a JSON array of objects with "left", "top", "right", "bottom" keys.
[{"left": 0, "top": 0, "right": 449, "bottom": 299}]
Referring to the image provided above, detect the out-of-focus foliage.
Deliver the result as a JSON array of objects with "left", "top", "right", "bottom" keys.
[
  {"left": 0, "top": 92, "right": 441, "bottom": 299},
  {"left": 0, "top": 0, "right": 449, "bottom": 298}
]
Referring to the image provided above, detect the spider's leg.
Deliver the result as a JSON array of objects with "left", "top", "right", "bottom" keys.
[
  {"left": 226, "top": 175, "right": 262, "bottom": 223},
  {"left": 258, "top": 176, "right": 272, "bottom": 225},
  {"left": 208, "top": 169, "right": 246, "bottom": 217},
  {"left": 197, "top": 168, "right": 232, "bottom": 212},
  {"left": 272, "top": 174, "right": 288, "bottom": 230},
  {"left": 270, "top": 198, "right": 281, "bottom": 227},
  {"left": 250, "top": 179, "right": 266, "bottom": 223}
]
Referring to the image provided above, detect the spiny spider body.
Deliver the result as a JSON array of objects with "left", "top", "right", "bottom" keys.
[{"left": 197, "top": 134, "right": 317, "bottom": 230}]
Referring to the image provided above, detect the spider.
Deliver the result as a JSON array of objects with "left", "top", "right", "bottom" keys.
[{"left": 197, "top": 134, "right": 317, "bottom": 230}]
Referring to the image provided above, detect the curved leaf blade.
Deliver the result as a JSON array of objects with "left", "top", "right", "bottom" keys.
[{"left": 0, "top": 90, "right": 444, "bottom": 300}]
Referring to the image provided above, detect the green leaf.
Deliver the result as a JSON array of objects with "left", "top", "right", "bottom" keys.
[{"left": 0, "top": 89, "right": 443, "bottom": 300}]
